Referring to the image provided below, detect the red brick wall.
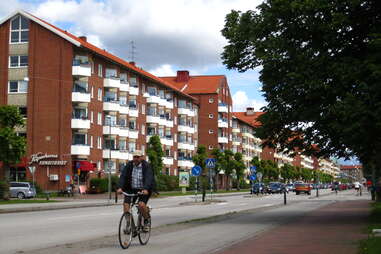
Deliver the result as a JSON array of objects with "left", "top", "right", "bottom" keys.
[
  {"left": 0, "top": 20, "right": 9, "bottom": 105},
  {"left": 27, "top": 21, "right": 73, "bottom": 190}
]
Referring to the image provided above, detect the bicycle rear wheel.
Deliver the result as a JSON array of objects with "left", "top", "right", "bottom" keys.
[
  {"left": 138, "top": 214, "right": 151, "bottom": 245},
  {"left": 119, "top": 212, "right": 133, "bottom": 249}
]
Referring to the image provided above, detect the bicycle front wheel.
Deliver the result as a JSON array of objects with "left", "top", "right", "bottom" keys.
[
  {"left": 119, "top": 212, "right": 133, "bottom": 249},
  {"left": 138, "top": 214, "right": 151, "bottom": 245}
]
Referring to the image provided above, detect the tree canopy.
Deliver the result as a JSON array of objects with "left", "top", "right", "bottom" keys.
[
  {"left": 0, "top": 105, "right": 26, "bottom": 180},
  {"left": 221, "top": 0, "right": 381, "bottom": 168},
  {"left": 147, "top": 135, "right": 164, "bottom": 175}
]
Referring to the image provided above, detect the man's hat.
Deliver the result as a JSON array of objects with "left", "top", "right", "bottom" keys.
[{"left": 132, "top": 150, "right": 143, "bottom": 157}]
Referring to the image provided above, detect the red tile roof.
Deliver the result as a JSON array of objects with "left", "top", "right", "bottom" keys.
[
  {"left": 233, "top": 112, "right": 265, "bottom": 128},
  {"left": 160, "top": 75, "right": 225, "bottom": 94},
  {"left": 22, "top": 11, "right": 196, "bottom": 101}
]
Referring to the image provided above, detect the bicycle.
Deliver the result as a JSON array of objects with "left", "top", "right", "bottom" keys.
[{"left": 118, "top": 192, "right": 151, "bottom": 249}]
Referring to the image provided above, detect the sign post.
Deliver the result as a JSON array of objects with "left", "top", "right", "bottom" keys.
[
  {"left": 205, "top": 158, "right": 216, "bottom": 200},
  {"left": 192, "top": 165, "right": 202, "bottom": 202},
  {"left": 249, "top": 166, "right": 257, "bottom": 195},
  {"left": 28, "top": 166, "right": 36, "bottom": 188},
  {"left": 179, "top": 171, "right": 190, "bottom": 194}
]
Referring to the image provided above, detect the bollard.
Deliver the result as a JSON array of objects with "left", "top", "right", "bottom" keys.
[
  {"left": 283, "top": 189, "right": 287, "bottom": 205},
  {"left": 46, "top": 192, "right": 50, "bottom": 201},
  {"left": 115, "top": 190, "right": 118, "bottom": 203}
]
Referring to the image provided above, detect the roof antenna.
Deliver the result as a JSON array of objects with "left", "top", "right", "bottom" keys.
[{"left": 129, "top": 40, "right": 136, "bottom": 62}]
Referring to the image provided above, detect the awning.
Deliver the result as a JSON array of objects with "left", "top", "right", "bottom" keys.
[{"left": 75, "top": 161, "right": 95, "bottom": 171}]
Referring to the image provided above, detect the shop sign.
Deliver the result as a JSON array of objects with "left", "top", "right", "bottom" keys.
[{"left": 30, "top": 153, "right": 67, "bottom": 166}]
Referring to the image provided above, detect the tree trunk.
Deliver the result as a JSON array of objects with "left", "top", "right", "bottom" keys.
[
  {"left": 213, "top": 174, "right": 218, "bottom": 192},
  {"left": 225, "top": 175, "right": 230, "bottom": 191},
  {"left": 2, "top": 164, "right": 10, "bottom": 181}
]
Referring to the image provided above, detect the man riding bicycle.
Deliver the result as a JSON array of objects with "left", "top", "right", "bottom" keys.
[{"left": 117, "top": 150, "right": 155, "bottom": 231}]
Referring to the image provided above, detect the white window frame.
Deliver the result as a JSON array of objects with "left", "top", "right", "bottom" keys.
[
  {"left": 142, "top": 124, "right": 145, "bottom": 135},
  {"left": 10, "top": 15, "right": 29, "bottom": 44},
  {"left": 98, "top": 64, "right": 103, "bottom": 77},
  {"left": 8, "top": 80, "right": 27, "bottom": 93},
  {"left": 98, "top": 88, "right": 102, "bottom": 101},
  {"left": 98, "top": 136, "right": 102, "bottom": 149},
  {"left": 91, "top": 86, "right": 94, "bottom": 98},
  {"left": 141, "top": 145, "right": 145, "bottom": 155},
  {"left": 90, "top": 111, "right": 93, "bottom": 123},
  {"left": 142, "top": 104, "right": 145, "bottom": 115},
  {"left": 91, "top": 61, "right": 94, "bottom": 74},
  {"left": 9, "top": 55, "right": 28, "bottom": 68},
  {"left": 98, "top": 112, "right": 102, "bottom": 125},
  {"left": 90, "top": 135, "right": 93, "bottom": 148}
]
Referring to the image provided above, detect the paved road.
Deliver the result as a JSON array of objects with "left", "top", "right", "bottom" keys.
[{"left": 0, "top": 189, "right": 343, "bottom": 254}]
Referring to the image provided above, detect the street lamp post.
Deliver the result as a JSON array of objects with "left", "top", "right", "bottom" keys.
[{"left": 106, "top": 115, "right": 112, "bottom": 201}]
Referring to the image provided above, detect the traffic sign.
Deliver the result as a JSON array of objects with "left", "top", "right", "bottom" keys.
[
  {"left": 205, "top": 158, "right": 216, "bottom": 168},
  {"left": 249, "top": 174, "right": 256, "bottom": 181},
  {"left": 28, "top": 166, "right": 36, "bottom": 174},
  {"left": 250, "top": 166, "right": 257, "bottom": 174},
  {"left": 191, "top": 165, "right": 202, "bottom": 176}
]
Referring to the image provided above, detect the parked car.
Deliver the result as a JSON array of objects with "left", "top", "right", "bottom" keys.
[
  {"left": 252, "top": 183, "right": 266, "bottom": 195},
  {"left": 286, "top": 183, "right": 295, "bottom": 192},
  {"left": 295, "top": 183, "right": 312, "bottom": 195},
  {"left": 9, "top": 182, "right": 36, "bottom": 199},
  {"left": 267, "top": 182, "right": 285, "bottom": 194}
]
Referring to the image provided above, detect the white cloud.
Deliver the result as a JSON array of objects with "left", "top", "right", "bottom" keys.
[
  {"left": 149, "top": 64, "right": 176, "bottom": 77},
  {"left": 232, "top": 90, "right": 267, "bottom": 112}
]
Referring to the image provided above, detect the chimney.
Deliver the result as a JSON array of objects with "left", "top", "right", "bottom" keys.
[
  {"left": 130, "top": 61, "right": 136, "bottom": 66},
  {"left": 246, "top": 107, "right": 255, "bottom": 115},
  {"left": 176, "top": 70, "right": 190, "bottom": 82},
  {"left": 79, "top": 36, "right": 87, "bottom": 42}
]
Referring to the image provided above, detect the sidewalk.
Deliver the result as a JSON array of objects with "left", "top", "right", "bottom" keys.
[{"left": 216, "top": 199, "right": 371, "bottom": 254}]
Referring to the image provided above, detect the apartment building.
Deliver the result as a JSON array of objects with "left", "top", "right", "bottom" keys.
[
  {"left": 0, "top": 10, "right": 198, "bottom": 191},
  {"left": 161, "top": 71, "right": 232, "bottom": 152}
]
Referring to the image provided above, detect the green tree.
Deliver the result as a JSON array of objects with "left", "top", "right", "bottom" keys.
[
  {"left": 192, "top": 146, "right": 208, "bottom": 201},
  {"left": 0, "top": 105, "right": 26, "bottom": 182},
  {"left": 221, "top": 0, "right": 381, "bottom": 199},
  {"left": 220, "top": 150, "right": 235, "bottom": 190},
  {"left": 147, "top": 135, "right": 164, "bottom": 176},
  {"left": 233, "top": 152, "right": 246, "bottom": 190},
  {"left": 280, "top": 164, "right": 295, "bottom": 183},
  {"left": 211, "top": 148, "right": 224, "bottom": 191}
]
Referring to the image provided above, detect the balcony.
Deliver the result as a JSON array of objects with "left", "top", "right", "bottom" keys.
[
  {"left": 119, "top": 105, "right": 129, "bottom": 115},
  {"left": 178, "top": 125, "right": 195, "bottom": 134},
  {"left": 218, "top": 103, "right": 228, "bottom": 113},
  {"left": 129, "top": 107, "right": 138, "bottom": 117},
  {"left": 119, "top": 127, "right": 129, "bottom": 137},
  {"left": 102, "top": 149, "right": 120, "bottom": 159},
  {"left": 103, "top": 77, "right": 120, "bottom": 88},
  {"left": 72, "top": 92, "right": 91, "bottom": 103},
  {"left": 71, "top": 144, "right": 90, "bottom": 156},
  {"left": 178, "top": 142, "right": 195, "bottom": 151},
  {"left": 178, "top": 159, "right": 194, "bottom": 168},
  {"left": 146, "top": 136, "right": 173, "bottom": 146},
  {"left": 232, "top": 127, "right": 240, "bottom": 133},
  {"left": 119, "top": 150, "right": 130, "bottom": 160},
  {"left": 71, "top": 118, "right": 90, "bottom": 129},
  {"left": 232, "top": 140, "right": 241, "bottom": 146},
  {"left": 146, "top": 95, "right": 161, "bottom": 104},
  {"left": 164, "top": 119, "right": 174, "bottom": 128},
  {"left": 163, "top": 157, "right": 174, "bottom": 165},
  {"left": 72, "top": 62, "right": 91, "bottom": 77},
  {"left": 129, "top": 130, "right": 139, "bottom": 139},
  {"left": 103, "top": 100, "right": 120, "bottom": 111},
  {"left": 242, "top": 132, "right": 254, "bottom": 138},
  {"left": 120, "top": 82, "right": 129, "bottom": 92},
  {"left": 178, "top": 108, "right": 195, "bottom": 117},
  {"left": 129, "top": 86, "right": 139, "bottom": 96},
  {"left": 103, "top": 125, "right": 120, "bottom": 135},
  {"left": 218, "top": 136, "right": 229, "bottom": 143},
  {"left": 218, "top": 119, "right": 228, "bottom": 128},
  {"left": 146, "top": 115, "right": 161, "bottom": 124},
  {"left": 165, "top": 100, "right": 174, "bottom": 109}
]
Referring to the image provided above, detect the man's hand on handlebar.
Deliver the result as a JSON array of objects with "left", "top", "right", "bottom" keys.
[
  {"left": 117, "top": 188, "right": 123, "bottom": 194},
  {"left": 141, "top": 189, "right": 149, "bottom": 195}
]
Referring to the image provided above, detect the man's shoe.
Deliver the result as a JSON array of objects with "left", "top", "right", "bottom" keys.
[{"left": 143, "top": 218, "right": 151, "bottom": 232}]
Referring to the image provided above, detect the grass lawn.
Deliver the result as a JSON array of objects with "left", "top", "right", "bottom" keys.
[
  {"left": 0, "top": 199, "right": 60, "bottom": 205},
  {"left": 359, "top": 202, "right": 381, "bottom": 254},
  {"left": 154, "top": 189, "right": 250, "bottom": 197}
]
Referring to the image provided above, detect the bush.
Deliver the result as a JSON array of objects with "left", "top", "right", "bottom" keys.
[
  {"left": 90, "top": 175, "right": 120, "bottom": 193},
  {"left": 156, "top": 174, "right": 181, "bottom": 191},
  {"left": 0, "top": 180, "right": 9, "bottom": 200}
]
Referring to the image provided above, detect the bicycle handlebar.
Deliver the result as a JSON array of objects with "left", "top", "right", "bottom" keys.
[{"left": 121, "top": 191, "right": 145, "bottom": 197}]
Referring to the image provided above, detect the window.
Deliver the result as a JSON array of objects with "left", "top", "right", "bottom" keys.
[
  {"left": 209, "top": 145, "right": 213, "bottom": 150},
  {"left": 141, "top": 124, "right": 145, "bottom": 135},
  {"left": 209, "top": 129, "right": 214, "bottom": 134},
  {"left": 119, "top": 140, "right": 127, "bottom": 150},
  {"left": 105, "top": 68, "right": 117, "bottom": 78},
  {"left": 91, "top": 86, "right": 94, "bottom": 98},
  {"left": 208, "top": 113, "right": 214, "bottom": 119},
  {"left": 141, "top": 145, "right": 145, "bottom": 155},
  {"left": 209, "top": 98, "right": 214, "bottom": 103},
  {"left": 147, "top": 86, "right": 157, "bottom": 96},
  {"left": 98, "top": 64, "right": 103, "bottom": 77},
  {"left": 9, "top": 55, "right": 28, "bottom": 67},
  {"left": 18, "top": 107, "right": 27, "bottom": 118},
  {"left": 120, "top": 73, "right": 128, "bottom": 83},
  {"left": 178, "top": 99, "right": 186, "bottom": 108},
  {"left": 8, "top": 81, "right": 27, "bottom": 93},
  {"left": 90, "top": 111, "right": 93, "bottom": 123},
  {"left": 97, "top": 137, "right": 102, "bottom": 149},
  {"left": 128, "top": 142, "right": 136, "bottom": 152},
  {"left": 91, "top": 61, "right": 94, "bottom": 74},
  {"left": 90, "top": 135, "right": 93, "bottom": 148},
  {"left": 174, "top": 151, "right": 177, "bottom": 160},
  {"left": 10, "top": 16, "right": 29, "bottom": 43},
  {"left": 98, "top": 88, "right": 102, "bottom": 101},
  {"left": 142, "top": 104, "right": 145, "bottom": 115},
  {"left": 174, "top": 133, "right": 177, "bottom": 142},
  {"left": 97, "top": 161, "right": 102, "bottom": 170},
  {"left": 97, "top": 113, "right": 102, "bottom": 125}
]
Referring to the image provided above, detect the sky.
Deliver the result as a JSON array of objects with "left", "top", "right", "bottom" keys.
[
  {"left": 0, "top": 0, "right": 266, "bottom": 112},
  {"left": 1, "top": 0, "right": 357, "bottom": 165}
]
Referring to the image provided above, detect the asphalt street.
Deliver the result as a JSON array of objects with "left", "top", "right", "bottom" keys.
[{"left": 0, "top": 189, "right": 359, "bottom": 254}]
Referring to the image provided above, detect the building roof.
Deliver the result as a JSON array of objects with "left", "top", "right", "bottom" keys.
[
  {"left": 160, "top": 75, "right": 226, "bottom": 94},
  {"left": 340, "top": 165, "right": 363, "bottom": 170},
  {"left": 0, "top": 10, "right": 196, "bottom": 101},
  {"left": 233, "top": 112, "right": 265, "bottom": 128}
]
